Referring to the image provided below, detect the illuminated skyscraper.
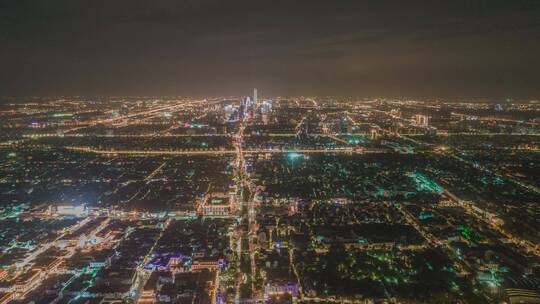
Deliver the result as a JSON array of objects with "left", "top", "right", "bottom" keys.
[
  {"left": 261, "top": 100, "right": 273, "bottom": 114},
  {"left": 412, "top": 114, "right": 429, "bottom": 127},
  {"left": 253, "top": 88, "right": 258, "bottom": 106},
  {"left": 240, "top": 97, "right": 250, "bottom": 119}
]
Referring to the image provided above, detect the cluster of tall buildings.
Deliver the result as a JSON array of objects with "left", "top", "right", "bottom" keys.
[
  {"left": 412, "top": 114, "right": 429, "bottom": 127},
  {"left": 236, "top": 88, "right": 273, "bottom": 121}
]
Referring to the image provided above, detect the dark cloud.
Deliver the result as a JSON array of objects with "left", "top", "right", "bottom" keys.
[{"left": 1, "top": 0, "right": 540, "bottom": 98}]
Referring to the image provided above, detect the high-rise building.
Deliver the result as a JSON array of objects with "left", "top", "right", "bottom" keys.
[
  {"left": 253, "top": 88, "right": 258, "bottom": 106},
  {"left": 49, "top": 204, "right": 87, "bottom": 216},
  {"left": 240, "top": 97, "right": 251, "bottom": 120},
  {"left": 370, "top": 128, "right": 378, "bottom": 140},
  {"left": 261, "top": 100, "right": 273, "bottom": 114},
  {"left": 242, "top": 96, "right": 251, "bottom": 106},
  {"left": 223, "top": 104, "right": 235, "bottom": 121},
  {"left": 412, "top": 114, "right": 429, "bottom": 127}
]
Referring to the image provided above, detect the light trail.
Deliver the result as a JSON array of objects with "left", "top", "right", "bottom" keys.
[
  {"left": 323, "top": 134, "right": 351, "bottom": 145},
  {"left": 451, "top": 112, "right": 540, "bottom": 126},
  {"left": 294, "top": 116, "right": 307, "bottom": 137},
  {"left": 24, "top": 133, "right": 230, "bottom": 138},
  {"left": 64, "top": 146, "right": 388, "bottom": 156},
  {"left": 61, "top": 99, "right": 223, "bottom": 134},
  {"left": 143, "top": 161, "right": 167, "bottom": 183}
]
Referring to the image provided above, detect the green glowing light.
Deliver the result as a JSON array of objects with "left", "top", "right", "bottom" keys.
[
  {"left": 408, "top": 172, "right": 443, "bottom": 194},
  {"left": 419, "top": 211, "right": 434, "bottom": 220},
  {"left": 52, "top": 113, "right": 74, "bottom": 117},
  {"left": 457, "top": 225, "right": 475, "bottom": 241},
  {"left": 493, "top": 176, "right": 504, "bottom": 185},
  {"left": 287, "top": 152, "right": 303, "bottom": 160}
]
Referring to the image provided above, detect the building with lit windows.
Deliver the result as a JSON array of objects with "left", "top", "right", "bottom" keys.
[{"left": 198, "top": 193, "right": 234, "bottom": 217}]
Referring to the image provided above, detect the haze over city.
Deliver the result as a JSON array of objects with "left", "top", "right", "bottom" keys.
[{"left": 1, "top": 0, "right": 540, "bottom": 98}]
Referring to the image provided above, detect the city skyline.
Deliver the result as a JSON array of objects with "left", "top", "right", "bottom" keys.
[
  {"left": 0, "top": 95, "right": 539, "bottom": 303},
  {"left": 1, "top": 1, "right": 539, "bottom": 303}
]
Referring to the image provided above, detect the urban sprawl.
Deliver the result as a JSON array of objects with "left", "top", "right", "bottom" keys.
[{"left": 0, "top": 92, "right": 539, "bottom": 304}]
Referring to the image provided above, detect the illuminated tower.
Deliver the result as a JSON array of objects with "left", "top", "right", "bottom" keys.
[
  {"left": 253, "top": 88, "right": 258, "bottom": 106},
  {"left": 412, "top": 114, "right": 429, "bottom": 127}
]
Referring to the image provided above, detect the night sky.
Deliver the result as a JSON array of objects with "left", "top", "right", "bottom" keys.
[{"left": 1, "top": 0, "right": 540, "bottom": 98}]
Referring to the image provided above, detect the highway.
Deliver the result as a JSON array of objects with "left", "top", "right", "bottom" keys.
[{"left": 64, "top": 146, "right": 387, "bottom": 156}]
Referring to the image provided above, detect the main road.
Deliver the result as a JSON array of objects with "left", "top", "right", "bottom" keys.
[{"left": 64, "top": 146, "right": 387, "bottom": 156}]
